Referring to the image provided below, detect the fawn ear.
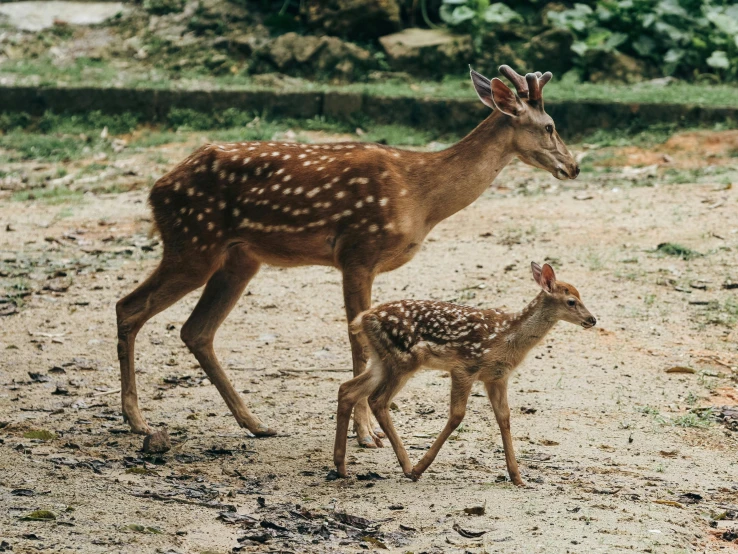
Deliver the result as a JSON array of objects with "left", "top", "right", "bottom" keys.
[{"left": 531, "top": 262, "right": 556, "bottom": 293}]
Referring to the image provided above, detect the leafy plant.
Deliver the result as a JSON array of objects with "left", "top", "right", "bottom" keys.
[
  {"left": 440, "top": 0, "right": 522, "bottom": 35},
  {"left": 435, "top": 0, "right": 738, "bottom": 82},
  {"left": 546, "top": 1, "right": 738, "bottom": 81}
]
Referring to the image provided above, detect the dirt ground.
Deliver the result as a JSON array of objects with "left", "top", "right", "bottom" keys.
[{"left": 1, "top": 128, "right": 738, "bottom": 553}]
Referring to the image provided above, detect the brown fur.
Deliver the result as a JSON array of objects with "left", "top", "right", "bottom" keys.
[
  {"left": 115, "top": 67, "right": 579, "bottom": 446},
  {"left": 333, "top": 264, "right": 595, "bottom": 483}
]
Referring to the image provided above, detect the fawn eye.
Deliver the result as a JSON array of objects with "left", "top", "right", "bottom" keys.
[
  {"left": 567, "top": 299, "right": 576, "bottom": 307},
  {"left": 545, "top": 124, "right": 554, "bottom": 134}
]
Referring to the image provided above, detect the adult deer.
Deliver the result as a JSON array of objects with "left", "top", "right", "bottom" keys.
[{"left": 116, "top": 65, "right": 579, "bottom": 446}]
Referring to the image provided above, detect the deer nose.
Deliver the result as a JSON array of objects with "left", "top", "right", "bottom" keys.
[
  {"left": 585, "top": 316, "right": 596, "bottom": 327},
  {"left": 574, "top": 165, "right": 580, "bottom": 177}
]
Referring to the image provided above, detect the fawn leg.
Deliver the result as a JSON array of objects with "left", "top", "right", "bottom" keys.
[
  {"left": 369, "top": 388, "right": 413, "bottom": 478},
  {"left": 341, "top": 266, "right": 384, "bottom": 447},
  {"left": 411, "top": 373, "right": 473, "bottom": 479},
  {"left": 334, "top": 370, "right": 378, "bottom": 476},
  {"left": 180, "top": 247, "right": 275, "bottom": 436},
  {"left": 116, "top": 256, "right": 214, "bottom": 434},
  {"left": 485, "top": 379, "right": 525, "bottom": 487}
]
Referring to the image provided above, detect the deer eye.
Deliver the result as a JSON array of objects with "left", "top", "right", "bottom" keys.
[
  {"left": 545, "top": 124, "right": 554, "bottom": 134},
  {"left": 567, "top": 299, "right": 576, "bottom": 307}
]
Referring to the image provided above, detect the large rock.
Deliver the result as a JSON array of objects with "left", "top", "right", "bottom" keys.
[
  {"left": 379, "top": 28, "right": 473, "bottom": 78},
  {"left": 524, "top": 28, "right": 574, "bottom": 75},
  {"left": 0, "top": 1, "right": 128, "bottom": 31},
  {"left": 303, "top": 0, "right": 400, "bottom": 40},
  {"left": 255, "top": 32, "right": 374, "bottom": 81}
]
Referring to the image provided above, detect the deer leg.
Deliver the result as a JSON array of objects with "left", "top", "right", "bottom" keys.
[
  {"left": 411, "top": 373, "right": 473, "bottom": 479},
  {"left": 341, "top": 267, "right": 385, "bottom": 448},
  {"left": 334, "top": 369, "right": 380, "bottom": 477},
  {"left": 485, "top": 379, "right": 525, "bottom": 487},
  {"left": 369, "top": 382, "right": 414, "bottom": 478},
  {"left": 180, "top": 247, "right": 275, "bottom": 436},
  {"left": 116, "top": 257, "right": 214, "bottom": 434}
]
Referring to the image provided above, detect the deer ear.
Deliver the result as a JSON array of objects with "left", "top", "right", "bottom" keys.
[
  {"left": 540, "top": 263, "right": 557, "bottom": 293},
  {"left": 531, "top": 262, "right": 556, "bottom": 293},
  {"left": 470, "top": 67, "right": 496, "bottom": 110},
  {"left": 490, "top": 78, "right": 522, "bottom": 117},
  {"left": 531, "top": 262, "right": 542, "bottom": 284}
]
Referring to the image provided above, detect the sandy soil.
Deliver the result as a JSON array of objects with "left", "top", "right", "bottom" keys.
[{"left": 1, "top": 131, "right": 738, "bottom": 553}]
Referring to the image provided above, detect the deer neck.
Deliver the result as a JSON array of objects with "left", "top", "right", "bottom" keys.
[
  {"left": 415, "top": 111, "right": 515, "bottom": 225},
  {"left": 495, "top": 292, "right": 558, "bottom": 355}
]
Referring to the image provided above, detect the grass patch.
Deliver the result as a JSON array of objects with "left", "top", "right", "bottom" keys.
[
  {"left": 128, "top": 130, "right": 189, "bottom": 148},
  {"left": 672, "top": 409, "right": 713, "bottom": 428},
  {"left": 5, "top": 58, "right": 738, "bottom": 108},
  {"left": 703, "top": 297, "right": 738, "bottom": 327},
  {"left": 12, "top": 186, "right": 84, "bottom": 204},
  {"left": 637, "top": 405, "right": 660, "bottom": 416},
  {"left": 0, "top": 132, "right": 107, "bottom": 163},
  {"left": 656, "top": 242, "right": 700, "bottom": 260}
]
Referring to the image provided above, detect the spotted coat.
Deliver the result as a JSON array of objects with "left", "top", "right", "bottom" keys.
[
  {"left": 148, "top": 140, "right": 411, "bottom": 259},
  {"left": 360, "top": 299, "right": 521, "bottom": 361}
]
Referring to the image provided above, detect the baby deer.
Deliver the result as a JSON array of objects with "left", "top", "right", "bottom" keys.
[{"left": 333, "top": 263, "right": 596, "bottom": 484}]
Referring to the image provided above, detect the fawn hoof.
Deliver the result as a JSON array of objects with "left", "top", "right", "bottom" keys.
[
  {"left": 358, "top": 435, "right": 379, "bottom": 448},
  {"left": 355, "top": 422, "right": 384, "bottom": 448},
  {"left": 373, "top": 426, "right": 386, "bottom": 439},
  {"left": 513, "top": 479, "right": 527, "bottom": 488},
  {"left": 405, "top": 467, "right": 422, "bottom": 481}
]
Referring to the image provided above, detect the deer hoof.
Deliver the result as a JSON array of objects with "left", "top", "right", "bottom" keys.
[
  {"left": 123, "top": 412, "right": 152, "bottom": 435},
  {"left": 406, "top": 469, "right": 421, "bottom": 481},
  {"left": 358, "top": 435, "right": 379, "bottom": 448},
  {"left": 248, "top": 424, "right": 278, "bottom": 437}
]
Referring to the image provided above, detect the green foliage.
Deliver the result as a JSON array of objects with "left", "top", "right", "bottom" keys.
[
  {"left": 12, "top": 186, "right": 85, "bottom": 204},
  {"left": 440, "top": 0, "right": 521, "bottom": 30},
  {"left": 655, "top": 242, "right": 700, "bottom": 259},
  {"left": 437, "top": 0, "right": 738, "bottom": 82},
  {"left": 143, "top": 0, "right": 184, "bottom": 15},
  {"left": 548, "top": 1, "right": 738, "bottom": 80},
  {"left": 672, "top": 408, "right": 713, "bottom": 428}
]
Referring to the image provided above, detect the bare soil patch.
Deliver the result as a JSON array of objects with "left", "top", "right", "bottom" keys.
[{"left": 1, "top": 130, "right": 737, "bottom": 553}]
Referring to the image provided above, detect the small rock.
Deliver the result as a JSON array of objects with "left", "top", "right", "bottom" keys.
[{"left": 142, "top": 430, "right": 171, "bottom": 454}]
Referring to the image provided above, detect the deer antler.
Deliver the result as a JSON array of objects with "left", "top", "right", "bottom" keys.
[
  {"left": 528, "top": 71, "right": 553, "bottom": 102},
  {"left": 500, "top": 65, "right": 553, "bottom": 103},
  {"left": 498, "top": 65, "right": 529, "bottom": 99}
]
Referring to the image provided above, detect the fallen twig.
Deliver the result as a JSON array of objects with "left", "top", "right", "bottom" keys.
[{"left": 91, "top": 388, "right": 121, "bottom": 397}]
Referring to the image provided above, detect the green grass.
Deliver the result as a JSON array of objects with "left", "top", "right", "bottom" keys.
[
  {"left": 0, "top": 132, "right": 107, "bottom": 163},
  {"left": 672, "top": 409, "right": 713, "bottom": 428},
  {"left": 4, "top": 58, "right": 738, "bottom": 108},
  {"left": 128, "top": 130, "right": 189, "bottom": 148},
  {"left": 703, "top": 297, "right": 738, "bottom": 327},
  {"left": 656, "top": 242, "right": 700, "bottom": 260},
  {"left": 637, "top": 405, "right": 660, "bottom": 416},
  {"left": 12, "top": 186, "right": 84, "bottom": 204}
]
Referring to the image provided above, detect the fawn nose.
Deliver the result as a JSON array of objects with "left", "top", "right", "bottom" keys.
[{"left": 584, "top": 316, "right": 596, "bottom": 328}]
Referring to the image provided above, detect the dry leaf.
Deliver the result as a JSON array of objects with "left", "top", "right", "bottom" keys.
[{"left": 665, "top": 366, "right": 696, "bottom": 374}]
